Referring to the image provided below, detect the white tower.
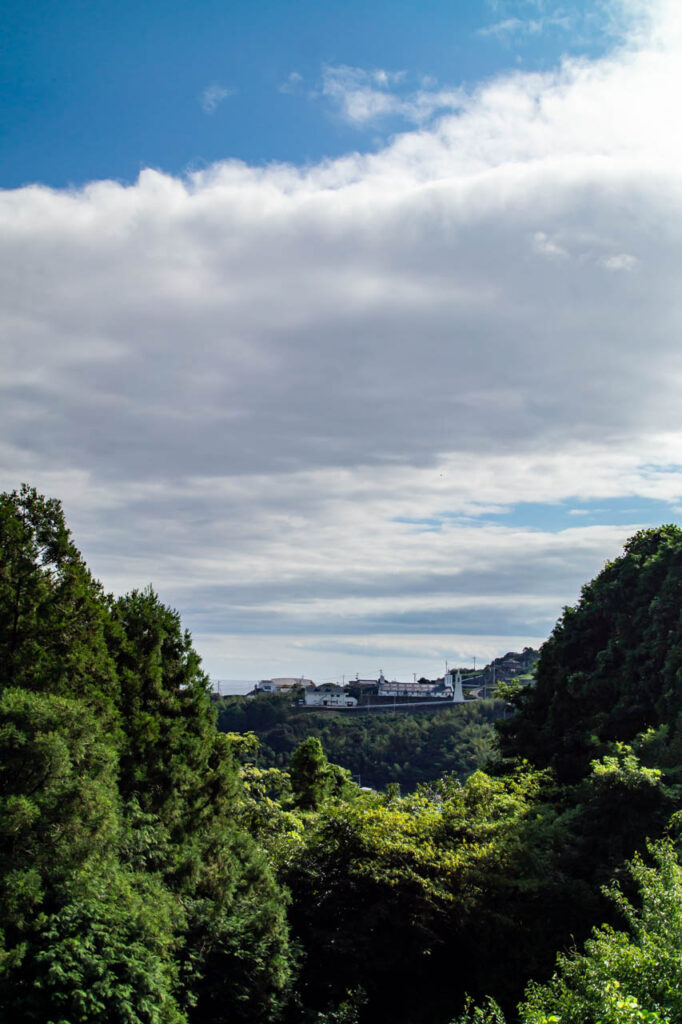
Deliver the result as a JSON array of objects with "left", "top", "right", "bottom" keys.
[{"left": 452, "top": 669, "right": 464, "bottom": 703}]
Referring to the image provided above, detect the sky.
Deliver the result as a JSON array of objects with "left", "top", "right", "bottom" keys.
[{"left": 2, "top": 0, "right": 682, "bottom": 682}]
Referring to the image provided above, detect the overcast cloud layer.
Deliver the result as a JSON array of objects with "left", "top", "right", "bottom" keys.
[{"left": 2, "top": 0, "right": 682, "bottom": 680}]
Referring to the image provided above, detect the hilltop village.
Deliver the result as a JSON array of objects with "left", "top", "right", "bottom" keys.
[{"left": 249, "top": 647, "right": 539, "bottom": 712}]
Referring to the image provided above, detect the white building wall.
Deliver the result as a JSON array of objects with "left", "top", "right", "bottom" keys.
[{"left": 304, "top": 690, "right": 357, "bottom": 707}]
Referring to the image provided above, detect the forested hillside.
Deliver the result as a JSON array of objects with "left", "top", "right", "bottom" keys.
[
  {"left": 5, "top": 486, "right": 682, "bottom": 1024},
  {"left": 216, "top": 694, "right": 503, "bottom": 790}
]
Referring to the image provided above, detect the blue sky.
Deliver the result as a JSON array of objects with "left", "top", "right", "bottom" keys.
[
  {"left": 2, "top": 0, "right": 682, "bottom": 681},
  {"left": 3, "top": 0, "right": 619, "bottom": 188}
]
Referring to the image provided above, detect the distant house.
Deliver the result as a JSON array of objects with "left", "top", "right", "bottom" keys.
[
  {"left": 255, "top": 677, "right": 315, "bottom": 694},
  {"left": 305, "top": 684, "right": 357, "bottom": 708}
]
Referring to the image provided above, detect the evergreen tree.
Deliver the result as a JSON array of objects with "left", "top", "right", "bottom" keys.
[
  {"left": 290, "top": 736, "right": 334, "bottom": 810},
  {"left": 0, "top": 484, "right": 118, "bottom": 713},
  {"left": 110, "top": 586, "right": 294, "bottom": 1023},
  {"left": 110, "top": 586, "right": 220, "bottom": 838}
]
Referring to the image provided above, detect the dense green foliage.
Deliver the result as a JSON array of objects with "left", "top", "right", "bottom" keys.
[
  {"left": 456, "top": 839, "right": 682, "bottom": 1024},
  {"left": 498, "top": 525, "right": 682, "bottom": 783},
  {"left": 0, "top": 486, "right": 293, "bottom": 1023},
  {"left": 280, "top": 767, "right": 577, "bottom": 1023},
  {"left": 216, "top": 693, "right": 502, "bottom": 791},
  {"left": 0, "top": 486, "right": 118, "bottom": 710},
  {"left": 521, "top": 838, "right": 682, "bottom": 1024},
  {"left": 6, "top": 489, "right": 682, "bottom": 1024}
]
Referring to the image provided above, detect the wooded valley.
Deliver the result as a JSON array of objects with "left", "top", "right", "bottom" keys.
[{"left": 4, "top": 485, "right": 682, "bottom": 1023}]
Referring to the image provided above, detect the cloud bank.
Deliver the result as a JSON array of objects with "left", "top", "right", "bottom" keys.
[{"left": 2, "top": 0, "right": 681, "bottom": 678}]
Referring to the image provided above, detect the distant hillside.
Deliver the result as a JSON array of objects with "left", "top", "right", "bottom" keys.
[
  {"left": 215, "top": 649, "right": 540, "bottom": 790},
  {"left": 216, "top": 693, "right": 506, "bottom": 790},
  {"left": 479, "top": 646, "right": 540, "bottom": 685}
]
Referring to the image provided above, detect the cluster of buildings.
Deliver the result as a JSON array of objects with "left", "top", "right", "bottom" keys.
[{"left": 252, "top": 670, "right": 466, "bottom": 709}]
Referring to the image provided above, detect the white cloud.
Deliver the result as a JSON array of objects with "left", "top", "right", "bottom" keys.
[
  {"left": 278, "top": 71, "right": 304, "bottom": 95},
  {"left": 532, "top": 230, "right": 568, "bottom": 257},
  {"left": 478, "top": 0, "right": 652, "bottom": 46},
  {"left": 479, "top": 17, "right": 525, "bottom": 39},
  {"left": 200, "top": 83, "right": 235, "bottom": 113},
  {"left": 2, "top": 0, "right": 682, "bottom": 676},
  {"left": 602, "top": 251, "right": 638, "bottom": 271},
  {"left": 320, "top": 64, "right": 463, "bottom": 127},
  {"left": 478, "top": 16, "right": 571, "bottom": 40}
]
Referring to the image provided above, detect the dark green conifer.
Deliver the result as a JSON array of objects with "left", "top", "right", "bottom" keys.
[{"left": 0, "top": 484, "right": 119, "bottom": 712}]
